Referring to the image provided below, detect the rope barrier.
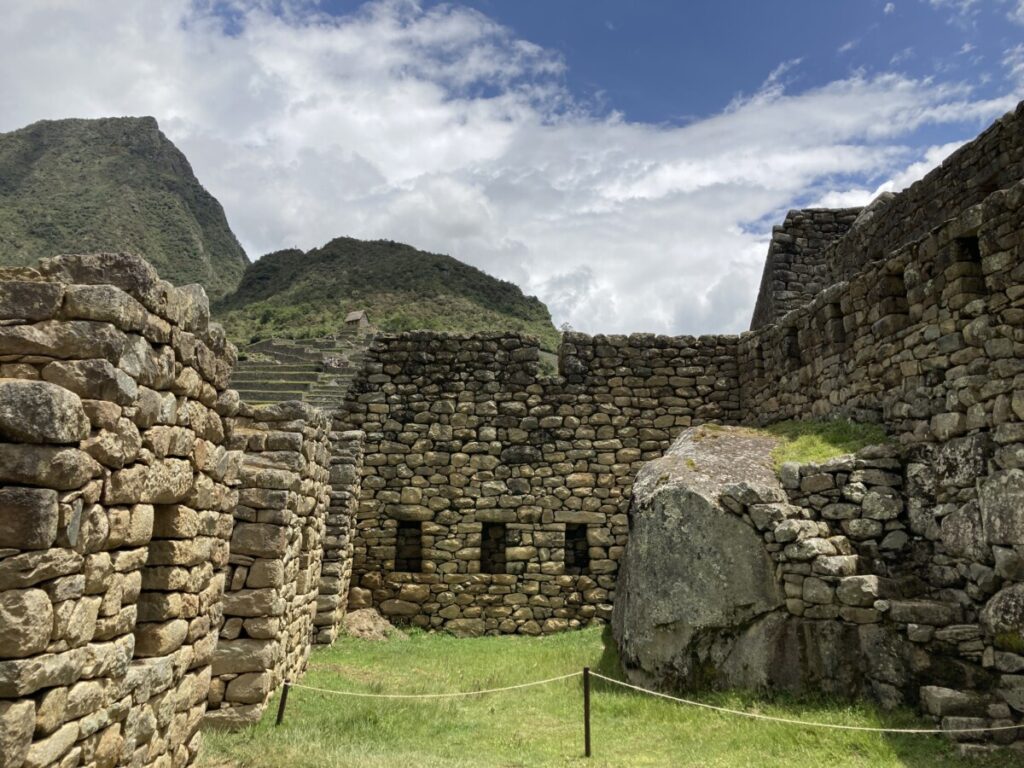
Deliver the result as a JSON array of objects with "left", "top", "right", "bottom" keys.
[
  {"left": 286, "top": 670, "right": 582, "bottom": 699},
  {"left": 589, "top": 672, "right": 1022, "bottom": 734}
]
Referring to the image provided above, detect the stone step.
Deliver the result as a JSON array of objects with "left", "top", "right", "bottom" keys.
[
  {"left": 231, "top": 372, "right": 321, "bottom": 384},
  {"left": 234, "top": 380, "right": 313, "bottom": 393},
  {"left": 234, "top": 363, "right": 323, "bottom": 373},
  {"left": 234, "top": 389, "right": 309, "bottom": 403}
]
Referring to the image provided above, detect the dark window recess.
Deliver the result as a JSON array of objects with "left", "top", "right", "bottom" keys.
[
  {"left": 480, "top": 522, "right": 507, "bottom": 574},
  {"left": 783, "top": 329, "right": 802, "bottom": 367},
  {"left": 394, "top": 521, "right": 422, "bottom": 573},
  {"left": 564, "top": 524, "right": 590, "bottom": 575},
  {"left": 826, "top": 304, "right": 847, "bottom": 347},
  {"left": 956, "top": 236, "right": 981, "bottom": 264}
]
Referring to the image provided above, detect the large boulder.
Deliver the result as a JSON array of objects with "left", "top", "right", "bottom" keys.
[{"left": 611, "top": 426, "right": 870, "bottom": 697}]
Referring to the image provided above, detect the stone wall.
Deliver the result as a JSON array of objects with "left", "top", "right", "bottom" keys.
[
  {"left": 826, "top": 102, "right": 1024, "bottom": 286},
  {"left": 750, "top": 103, "right": 1024, "bottom": 333},
  {"left": 728, "top": 174, "right": 1024, "bottom": 745},
  {"left": 207, "top": 402, "right": 331, "bottom": 727},
  {"left": 0, "top": 254, "right": 241, "bottom": 768},
  {"left": 338, "top": 331, "right": 740, "bottom": 634},
  {"left": 314, "top": 428, "right": 364, "bottom": 645},
  {"left": 726, "top": 444, "right": 1024, "bottom": 744},
  {"left": 749, "top": 207, "right": 861, "bottom": 330},
  {"left": 615, "top": 424, "right": 1024, "bottom": 749}
]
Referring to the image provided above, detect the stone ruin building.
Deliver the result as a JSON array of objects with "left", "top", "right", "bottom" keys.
[{"left": 0, "top": 99, "right": 1022, "bottom": 765}]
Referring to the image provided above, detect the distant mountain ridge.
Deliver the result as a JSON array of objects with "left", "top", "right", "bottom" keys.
[
  {"left": 0, "top": 116, "right": 249, "bottom": 298},
  {"left": 215, "top": 237, "right": 561, "bottom": 350},
  {"left": 0, "top": 116, "right": 560, "bottom": 347}
]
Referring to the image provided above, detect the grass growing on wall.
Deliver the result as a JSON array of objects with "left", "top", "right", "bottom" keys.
[
  {"left": 201, "top": 627, "right": 997, "bottom": 768},
  {"left": 763, "top": 419, "right": 889, "bottom": 469}
]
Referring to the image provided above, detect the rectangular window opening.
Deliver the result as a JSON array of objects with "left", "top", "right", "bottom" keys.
[
  {"left": 394, "top": 520, "right": 422, "bottom": 573},
  {"left": 956, "top": 235, "right": 981, "bottom": 264},
  {"left": 783, "top": 328, "right": 802, "bottom": 368},
  {"left": 564, "top": 524, "right": 590, "bottom": 575},
  {"left": 480, "top": 522, "right": 507, "bottom": 575}
]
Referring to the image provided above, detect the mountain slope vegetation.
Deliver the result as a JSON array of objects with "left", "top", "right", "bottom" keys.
[
  {"left": 0, "top": 116, "right": 249, "bottom": 297},
  {"left": 215, "top": 237, "right": 560, "bottom": 350}
]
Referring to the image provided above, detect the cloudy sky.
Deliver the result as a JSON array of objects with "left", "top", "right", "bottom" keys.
[{"left": 2, "top": 1, "right": 1022, "bottom": 334}]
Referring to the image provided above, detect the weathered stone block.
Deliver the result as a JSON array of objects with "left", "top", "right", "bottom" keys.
[
  {"left": 0, "top": 699, "right": 35, "bottom": 768},
  {"left": 0, "top": 321, "right": 126, "bottom": 362},
  {"left": 105, "top": 459, "right": 193, "bottom": 504},
  {"left": 41, "top": 360, "right": 137, "bottom": 405},
  {"left": 133, "top": 619, "right": 189, "bottom": 657},
  {"left": 979, "top": 469, "right": 1024, "bottom": 546},
  {"left": 212, "top": 639, "right": 280, "bottom": 675},
  {"left": 0, "top": 281, "right": 63, "bottom": 322},
  {"left": 0, "top": 487, "right": 59, "bottom": 550},
  {"left": 224, "top": 672, "right": 273, "bottom": 705},
  {"left": 231, "top": 523, "right": 288, "bottom": 558},
  {"left": 0, "top": 549, "right": 83, "bottom": 590},
  {"left": 0, "top": 589, "right": 53, "bottom": 659},
  {"left": 0, "top": 380, "right": 89, "bottom": 444}
]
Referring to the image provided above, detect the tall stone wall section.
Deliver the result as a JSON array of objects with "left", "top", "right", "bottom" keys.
[
  {"left": 749, "top": 207, "right": 861, "bottom": 330},
  {"left": 827, "top": 103, "right": 1024, "bottom": 286},
  {"left": 750, "top": 104, "right": 1024, "bottom": 332},
  {"left": 338, "top": 332, "right": 739, "bottom": 635},
  {"left": 731, "top": 177, "right": 1024, "bottom": 743},
  {"left": 0, "top": 254, "right": 241, "bottom": 768},
  {"left": 314, "top": 427, "right": 364, "bottom": 645},
  {"left": 207, "top": 403, "right": 331, "bottom": 727}
]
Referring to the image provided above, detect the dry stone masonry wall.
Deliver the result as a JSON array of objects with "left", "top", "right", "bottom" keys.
[
  {"left": 314, "top": 428, "right": 364, "bottom": 645},
  {"left": 749, "top": 207, "right": 861, "bottom": 330},
  {"left": 0, "top": 254, "right": 241, "bottom": 768},
  {"left": 1, "top": 99, "right": 1023, "bottom": 764},
  {"left": 337, "top": 332, "right": 739, "bottom": 635},
  {"left": 825, "top": 102, "right": 1024, "bottom": 286},
  {"left": 613, "top": 100, "right": 1024, "bottom": 751},
  {"left": 206, "top": 402, "right": 331, "bottom": 728}
]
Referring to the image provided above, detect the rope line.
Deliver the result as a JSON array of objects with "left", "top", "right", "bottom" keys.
[
  {"left": 287, "top": 671, "right": 582, "bottom": 699},
  {"left": 589, "top": 673, "right": 1022, "bottom": 734},
  {"left": 285, "top": 669, "right": 1021, "bottom": 735}
]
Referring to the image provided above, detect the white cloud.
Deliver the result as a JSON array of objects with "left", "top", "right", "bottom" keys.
[
  {"left": 838, "top": 39, "right": 859, "bottom": 54},
  {"left": 884, "top": 3, "right": 896, "bottom": 14},
  {"left": 1006, "top": 44, "right": 1024, "bottom": 86},
  {"left": 1009, "top": 0, "right": 1024, "bottom": 25},
  {"left": 0, "top": 0, "right": 1018, "bottom": 336},
  {"left": 890, "top": 47, "right": 915, "bottom": 65}
]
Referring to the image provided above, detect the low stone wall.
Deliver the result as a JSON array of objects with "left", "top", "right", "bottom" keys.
[
  {"left": 314, "top": 427, "right": 364, "bottom": 645},
  {"left": 0, "top": 254, "right": 240, "bottom": 768},
  {"left": 614, "top": 427, "right": 1024, "bottom": 751},
  {"left": 731, "top": 446, "right": 1023, "bottom": 745},
  {"left": 207, "top": 402, "right": 331, "bottom": 727},
  {"left": 338, "top": 332, "right": 740, "bottom": 634}
]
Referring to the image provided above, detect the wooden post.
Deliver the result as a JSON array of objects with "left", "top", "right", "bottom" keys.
[
  {"left": 583, "top": 667, "right": 592, "bottom": 758},
  {"left": 276, "top": 681, "right": 291, "bottom": 726}
]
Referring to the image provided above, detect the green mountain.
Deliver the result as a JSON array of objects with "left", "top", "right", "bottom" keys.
[
  {"left": 0, "top": 116, "right": 248, "bottom": 298},
  {"left": 215, "top": 237, "right": 561, "bottom": 350}
]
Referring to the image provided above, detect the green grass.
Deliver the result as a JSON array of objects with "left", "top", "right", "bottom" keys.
[
  {"left": 762, "top": 419, "right": 889, "bottom": 469},
  {"left": 201, "top": 627, "right": 995, "bottom": 768}
]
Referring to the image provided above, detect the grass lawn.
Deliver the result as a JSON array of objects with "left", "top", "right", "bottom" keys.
[
  {"left": 761, "top": 419, "right": 890, "bottom": 468},
  {"left": 200, "top": 626, "right": 1000, "bottom": 768}
]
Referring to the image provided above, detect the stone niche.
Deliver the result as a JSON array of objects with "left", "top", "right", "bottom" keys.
[{"left": 0, "top": 254, "right": 241, "bottom": 768}]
